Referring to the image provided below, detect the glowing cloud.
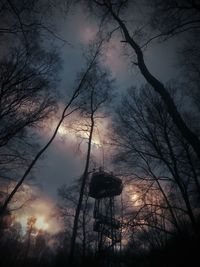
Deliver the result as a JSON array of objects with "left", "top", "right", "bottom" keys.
[{"left": 14, "top": 193, "right": 63, "bottom": 235}]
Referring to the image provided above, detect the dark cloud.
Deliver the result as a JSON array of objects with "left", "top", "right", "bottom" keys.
[{"left": 34, "top": 3, "right": 179, "bottom": 200}]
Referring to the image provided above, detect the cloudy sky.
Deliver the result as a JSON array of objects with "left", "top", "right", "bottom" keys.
[{"left": 14, "top": 2, "right": 180, "bottom": 231}]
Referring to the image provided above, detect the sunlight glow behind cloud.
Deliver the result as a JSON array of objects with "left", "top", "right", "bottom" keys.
[
  {"left": 57, "top": 124, "right": 102, "bottom": 148},
  {"left": 14, "top": 192, "right": 63, "bottom": 235},
  {"left": 16, "top": 215, "right": 49, "bottom": 233}
]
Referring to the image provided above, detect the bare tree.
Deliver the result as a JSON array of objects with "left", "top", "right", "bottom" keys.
[
  {"left": 68, "top": 53, "right": 114, "bottom": 264},
  {"left": 113, "top": 85, "right": 200, "bottom": 235},
  {"left": 0, "top": 43, "right": 102, "bottom": 216},
  {"left": 58, "top": 180, "right": 94, "bottom": 261},
  {"left": 149, "top": 0, "right": 200, "bottom": 42},
  {"left": 74, "top": 0, "right": 200, "bottom": 162},
  {"left": 0, "top": 0, "right": 71, "bottom": 212},
  {"left": 0, "top": 0, "right": 69, "bottom": 48},
  {"left": 0, "top": 45, "right": 61, "bottom": 215}
]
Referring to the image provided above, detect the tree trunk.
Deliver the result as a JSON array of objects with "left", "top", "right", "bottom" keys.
[
  {"left": 68, "top": 113, "right": 94, "bottom": 265},
  {"left": 108, "top": 4, "right": 200, "bottom": 161},
  {"left": 0, "top": 47, "right": 99, "bottom": 215}
]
